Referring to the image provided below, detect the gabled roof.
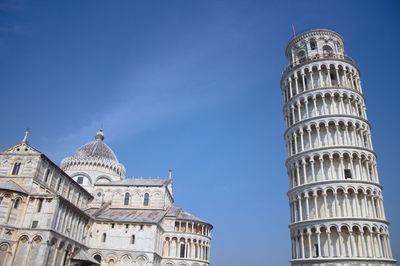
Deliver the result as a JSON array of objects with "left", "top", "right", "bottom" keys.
[
  {"left": 1, "top": 141, "right": 41, "bottom": 155},
  {"left": 0, "top": 180, "right": 27, "bottom": 194}
]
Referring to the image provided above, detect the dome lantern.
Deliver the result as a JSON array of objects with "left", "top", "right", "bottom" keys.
[{"left": 95, "top": 128, "right": 104, "bottom": 141}]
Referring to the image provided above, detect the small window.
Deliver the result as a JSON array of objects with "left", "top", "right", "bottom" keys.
[
  {"left": 111, "top": 223, "right": 115, "bottom": 229},
  {"left": 56, "top": 179, "right": 62, "bottom": 191},
  {"left": 102, "top": 233, "right": 106, "bottom": 242},
  {"left": 0, "top": 197, "right": 3, "bottom": 204},
  {"left": 180, "top": 244, "right": 185, "bottom": 258},
  {"left": 11, "top": 162, "right": 21, "bottom": 175},
  {"left": 37, "top": 198, "right": 43, "bottom": 212},
  {"left": 124, "top": 192, "right": 130, "bottom": 206},
  {"left": 125, "top": 224, "right": 129, "bottom": 229},
  {"left": 143, "top": 193, "right": 149, "bottom": 206},
  {"left": 310, "top": 40, "right": 317, "bottom": 50},
  {"left": 131, "top": 235, "right": 135, "bottom": 244},
  {"left": 344, "top": 169, "right": 352, "bottom": 179},
  {"left": 67, "top": 187, "right": 71, "bottom": 199},
  {"left": 140, "top": 225, "right": 144, "bottom": 230},
  {"left": 32, "top": 221, "right": 38, "bottom": 228},
  {"left": 13, "top": 199, "right": 20, "bottom": 209},
  {"left": 94, "top": 255, "right": 101, "bottom": 263},
  {"left": 77, "top": 176, "right": 84, "bottom": 184},
  {"left": 97, "top": 192, "right": 102, "bottom": 197},
  {"left": 44, "top": 169, "right": 50, "bottom": 182}
]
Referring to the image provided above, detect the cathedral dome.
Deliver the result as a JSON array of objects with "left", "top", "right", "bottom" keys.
[
  {"left": 71, "top": 130, "right": 118, "bottom": 163},
  {"left": 61, "top": 129, "right": 126, "bottom": 178}
]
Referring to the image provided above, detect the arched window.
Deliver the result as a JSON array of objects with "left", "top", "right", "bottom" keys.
[
  {"left": 322, "top": 45, "right": 333, "bottom": 57},
  {"left": 143, "top": 193, "right": 149, "bottom": 206},
  {"left": 94, "top": 255, "right": 101, "bottom": 263},
  {"left": 180, "top": 244, "right": 185, "bottom": 258},
  {"left": 102, "top": 233, "right": 106, "bottom": 242},
  {"left": 310, "top": 39, "right": 317, "bottom": 50},
  {"left": 131, "top": 235, "right": 135, "bottom": 244},
  {"left": 44, "top": 169, "right": 50, "bottom": 183},
  {"left": 37, "top": 199, "right": 43, "bottom": 212},
  {"left": 11, "top": 162, "right": 21, "bottom": 175},
  {"left": 14, "top": 199, "right": 20, "bottom": 209},
  {"left": 77, "top": 176, "right": 84, "bottom": 184},
  {"left": 297, "top": 50, "right": 306, "bottom": 63},
  {"left": 56, "top": 178, "right": 62, "bottom": 191},
  {"left": 124, "top": 192, "right": 130, "bottom": 206}
]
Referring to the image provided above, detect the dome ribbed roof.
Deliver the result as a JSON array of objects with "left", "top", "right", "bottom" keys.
[
  {"left": 70, "top": 130, "right": 118, "bottom": 163},
  {"left": 61, "top": 129, "right": 126, "bottom": 178}
]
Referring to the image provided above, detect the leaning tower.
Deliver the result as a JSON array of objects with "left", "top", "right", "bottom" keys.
[{"left": 280, "top": 29, "right": 396, "bottom": 265}]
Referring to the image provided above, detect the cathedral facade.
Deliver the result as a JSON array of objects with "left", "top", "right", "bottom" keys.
[{"left": 0, "top": 130, "right": 212, "bottom": 266}]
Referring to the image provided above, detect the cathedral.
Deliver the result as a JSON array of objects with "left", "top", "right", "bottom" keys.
[{"left": 0, "top": 130, "right": 212, "bottom": 266}]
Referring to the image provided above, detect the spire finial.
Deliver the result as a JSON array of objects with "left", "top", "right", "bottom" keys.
[
  {"left": 168, "top": 169, "right": 172, "bottom": 179},
  {"left": 22, "top": 128, "right": 30, "bottom": 143},
  {"left": 95, "top": 128, "right": 104, "bottom": 141}
]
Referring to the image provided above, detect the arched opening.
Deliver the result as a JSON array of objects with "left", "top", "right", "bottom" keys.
[
  {"left": 297, "top": 50, "right": 306, "bottom": 63},
  {"left": 12, "top": 162, "right": 21, "bottom": 175},
  {"left": 143, "top": 193, "right": 149, "bottom": 206},
  {"left": 310, "top": 39, "right": 317, "bottom": 50},
  {"left": 124, "top": 192, "right": 130, "bottom": 206},
  {"left": 322, "top": 45, "right": 334, "bottom": 57},
  {"left": 13, "top": 198, "right": 20, "bottom": 209},
  {"left": 180, "top": 243, "right": 185, "bottom": 258},
  {"left": 44, "top": 169, "right": 50, "bottom": 183}
]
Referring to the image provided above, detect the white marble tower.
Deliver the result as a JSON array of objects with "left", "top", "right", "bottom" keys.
[{"left": 280, "top": 29, "right": 395, "bottom": 265}]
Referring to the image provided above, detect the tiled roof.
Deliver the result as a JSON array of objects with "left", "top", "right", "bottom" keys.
[
  {"left": 87, "top": 208, "right": 167, "bottom": 223},
  {"left": 71, "top": 138, "right": 118, "bottom": 163},
  {"left": 106, "top": 178, "right": 171, "bottom": 187}
]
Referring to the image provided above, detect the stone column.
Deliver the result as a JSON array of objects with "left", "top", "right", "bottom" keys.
[
  {"left": 310, "top": 159, "right": 316, "bottom": 182},
  {"left": 298, "top": 196, "right": 303, "bottom": 221},
  {"left": 307, "top": 127, "right": 313, "bottom": 150},
  {"left": 300, "top": 233, "right": 305, "bottom": 259},
  {"left": 305, "top": 195, "right": 310, "bottom": 219},
  {"left": 323, "top": 193, "right": 328, "bottom": 218},
  {"left": 302, "top": 159, "right": 307, "bottom": 185},
  {"left": 307, "top": 230, "right": 312, "bottom": 258},
  {"left": 327, "top": 231, "right": 332, "bottom": 257},
  {"left": 314, "top": 193, "right": 319, "bottom": 219},
  {"left": 334, "top": 192, "right": 339, "bottom": 217}
]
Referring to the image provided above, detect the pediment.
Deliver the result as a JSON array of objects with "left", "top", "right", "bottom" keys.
[{"left": 2, "top": 142, "right": 42, "bottom": 156}]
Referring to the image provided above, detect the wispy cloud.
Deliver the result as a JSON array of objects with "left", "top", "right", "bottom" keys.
[{"left": 43, "top": 45, "right": 240, "bottom": 163}]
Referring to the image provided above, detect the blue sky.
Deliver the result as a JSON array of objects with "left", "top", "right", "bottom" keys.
[{"left": 1, "top": 0, "right": 400, "bottom": 265}]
